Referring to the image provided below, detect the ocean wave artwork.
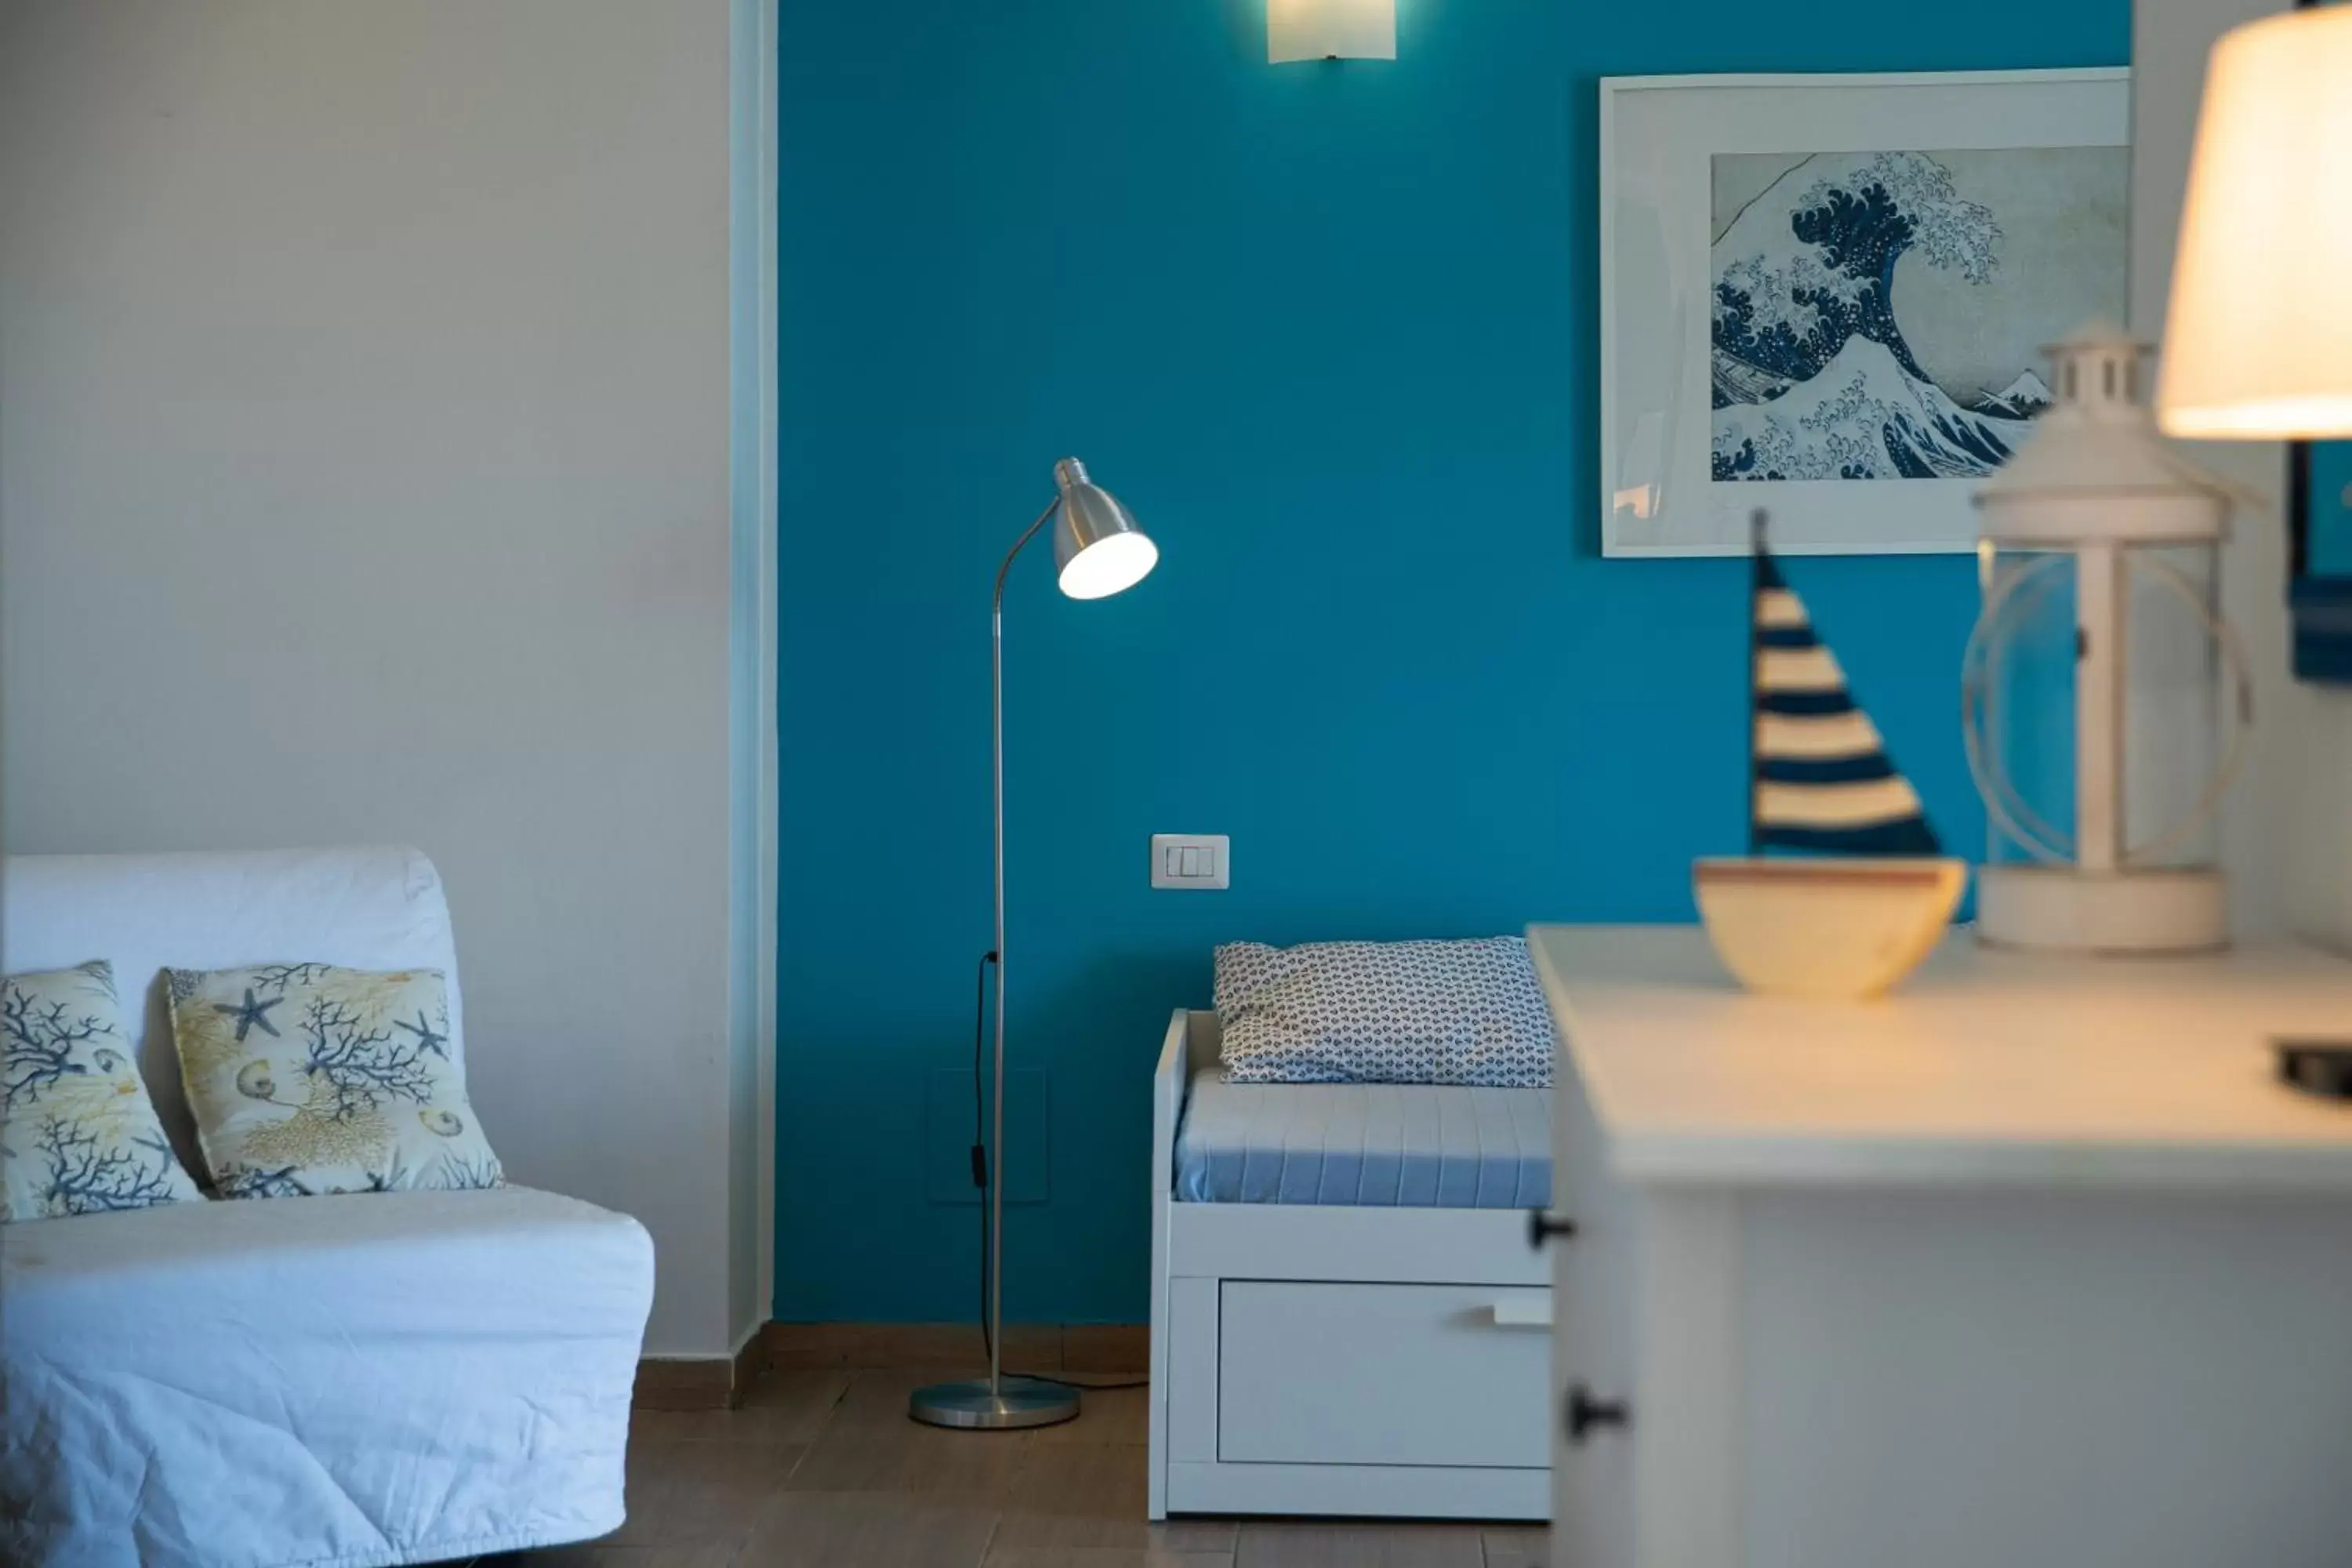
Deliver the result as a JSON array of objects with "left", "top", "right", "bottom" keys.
[{"left": 1711, "top": 147, "right": 2127, "bottom": 483}]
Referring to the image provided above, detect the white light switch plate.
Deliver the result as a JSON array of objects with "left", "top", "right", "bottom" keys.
[{"left": 1151, "top": 833, "right": 1229, "bottom": 890}]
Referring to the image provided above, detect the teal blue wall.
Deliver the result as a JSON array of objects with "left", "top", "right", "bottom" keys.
[
  {"left": 776, "top": 0, "right": 2130, "bottom": 1323},
  {"left": 2314, "top": 444, "right": 2352, "bottom": 576}
]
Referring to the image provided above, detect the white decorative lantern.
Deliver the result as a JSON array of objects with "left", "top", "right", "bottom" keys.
[{"left": 1963, "top": 322, "right": 2252, "bottom": 954}]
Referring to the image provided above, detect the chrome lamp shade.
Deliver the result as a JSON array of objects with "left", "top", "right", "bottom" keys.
[{"left": 1051, "top": 458, "right": 1159, "bottom": 601}]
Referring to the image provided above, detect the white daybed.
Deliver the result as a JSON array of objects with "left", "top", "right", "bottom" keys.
[
  {"left": 0, "top": 847, "right": 655, "bottom": 1567},
  {"left": 1147, "top": 1007, "right": 1553, "bottom": 1522}
]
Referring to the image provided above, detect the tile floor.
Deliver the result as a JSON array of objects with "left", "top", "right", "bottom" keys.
[{"left": 478, "top": 1366, "right": 1549, "bottom": 1568}]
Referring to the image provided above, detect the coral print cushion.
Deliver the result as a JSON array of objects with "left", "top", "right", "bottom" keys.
[
  {"left": 167, "top": 963, "right": 503, "bottom": 1200},
  {"left": 2, "top": 961, "right": 205, "bottom": 1222}
]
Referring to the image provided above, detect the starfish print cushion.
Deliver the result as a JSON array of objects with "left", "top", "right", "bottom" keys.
[
  {"left": 1214, "top": 938, "right": 1557, "bottom": 1088},
  {"left": 2, "top": 960, "right": 205, "bottom": 1223},
  {"left": 165, "top": 963, "right": 503, "bottom": 1199}
]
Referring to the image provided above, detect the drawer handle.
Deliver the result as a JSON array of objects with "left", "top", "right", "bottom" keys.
[
  {"left": 1489, "top": 1292, "right": 1552, "bottom": 1328},
  {"left": 1527, "top": 1209, "right": 1579, "bottom": 1250},
  {"left": 1566, "top": 1383, "right": 1630, "bottom": 1444}
]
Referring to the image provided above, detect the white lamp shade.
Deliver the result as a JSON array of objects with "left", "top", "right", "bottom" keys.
[
  {"left": 1268, "top": 0, "right": 1396, "bottom": 63},
  {"left": 2157, "top": 5, "right": 2352, "bottom": 440}
]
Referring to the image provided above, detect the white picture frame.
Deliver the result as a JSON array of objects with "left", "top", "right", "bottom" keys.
[{"left": 1599, "top": 68, "right": 2131, "bottom": 557}]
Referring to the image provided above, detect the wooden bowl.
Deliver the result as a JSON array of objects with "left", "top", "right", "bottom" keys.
[{"left": 1693, "top": 857, "right": 1968, "bottom": 1000}]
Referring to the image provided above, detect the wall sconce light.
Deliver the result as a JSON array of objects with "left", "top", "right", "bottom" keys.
[{"left": 1268, "top": 0, "right": 1395, "bottom": 63}]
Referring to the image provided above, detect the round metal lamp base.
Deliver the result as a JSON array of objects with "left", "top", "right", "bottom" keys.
[{"left": 908, "top": 1375, "right": 1080, "bottom": 1431}]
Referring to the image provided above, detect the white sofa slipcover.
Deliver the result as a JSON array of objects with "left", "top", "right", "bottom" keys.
[{"left": 0, "top": 846, "right": 655, "bottom": 1568}]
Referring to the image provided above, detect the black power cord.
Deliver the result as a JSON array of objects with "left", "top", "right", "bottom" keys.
[{"left": 969, "top": 949, "right": 1147, "bottom": 1393}]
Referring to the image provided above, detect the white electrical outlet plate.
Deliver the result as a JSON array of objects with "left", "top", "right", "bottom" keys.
[{"left": 1151, "top": 833, "right": 1229, "bottom": 890}]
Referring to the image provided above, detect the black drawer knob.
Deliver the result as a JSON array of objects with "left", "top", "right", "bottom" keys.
[
  {"left": 1566, "top": 1383, "right": 1630, "bottom": 1444},
  {"left": 1526, "top": 1209, "right": 1578, "bottom": 1250}
]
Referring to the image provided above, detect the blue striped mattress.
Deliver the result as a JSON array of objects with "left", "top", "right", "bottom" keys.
[{"left": 1173, "top": 1073, "right": 1552, "bottom": 1207}]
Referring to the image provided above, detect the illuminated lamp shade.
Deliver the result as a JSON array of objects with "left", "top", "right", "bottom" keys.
[
  {"left": 1050, "top": 459, "right": 1158, "bottom": 600},
  {"left": 2157, "top": 4, "right": 2352, "bottom": 440},
  {"left": 1268, "top": 0, "right": 1396, "bottom": 63}
]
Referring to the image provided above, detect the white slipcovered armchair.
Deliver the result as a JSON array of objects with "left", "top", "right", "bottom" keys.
[{"left": 0, "top": 846, "right": 655, "bottom": 1567}]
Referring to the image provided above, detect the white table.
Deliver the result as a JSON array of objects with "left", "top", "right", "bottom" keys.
[{"left": 1528, "top": 925, "right": 2352, "bottom": 1568}]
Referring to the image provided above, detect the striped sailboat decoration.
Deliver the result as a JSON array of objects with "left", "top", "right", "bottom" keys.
[
  {"left": 1694, "top": 511, "right": 1967, "bottom": 999},
  {"left": 1749, "top": 540, "right": 1940, "bottom": 858}
]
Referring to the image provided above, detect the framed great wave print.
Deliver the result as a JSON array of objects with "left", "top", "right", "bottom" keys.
[{"left": 1600, "top": 69, "right": 2130, "bottom": 556}]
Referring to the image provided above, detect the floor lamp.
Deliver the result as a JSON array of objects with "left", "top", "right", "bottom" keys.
[{"left": 909, "top": 458, "right": 1159, "bottom": 1432}]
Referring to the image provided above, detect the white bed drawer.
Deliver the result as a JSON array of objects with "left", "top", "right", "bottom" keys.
[{"left": 1217, "top": 1280, "right": 1552, "bottom": 1469}]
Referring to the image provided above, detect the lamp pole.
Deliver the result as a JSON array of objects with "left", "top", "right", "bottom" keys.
[{"left": 985, "top": 499, "right": 1057, "bottom": 1402}]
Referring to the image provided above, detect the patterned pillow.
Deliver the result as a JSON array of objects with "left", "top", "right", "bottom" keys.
[
  {"left": 1215, "top": 938, "right": 1556, "bottom": 1087},
  {"left": 2, "top": 961, "right": 205, "bottom": 1222},
  {"left": 167, "top": 963, "right": 503, "bottom": 1199}
]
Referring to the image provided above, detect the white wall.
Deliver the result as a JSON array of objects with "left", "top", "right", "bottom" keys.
[
  {"left": 0, "top": 0, "right": 764, "bottom": 1356},
  {"left": 724, "top": 0, "right": 782, "bottom": 1352},
  {"left": 2294, "top": 702, "right": 2352, "bottom": 946},
  {"left": 2130, "top": 0, "right": 2352, "bottom": 953}
]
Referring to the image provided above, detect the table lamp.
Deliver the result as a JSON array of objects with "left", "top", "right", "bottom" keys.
[
  {"left": 909, "top": 458, "right": 1158, "bottom": 1432},
  {"left": 2158, "top": 0, "right": 2352, "bottom": 444}
]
